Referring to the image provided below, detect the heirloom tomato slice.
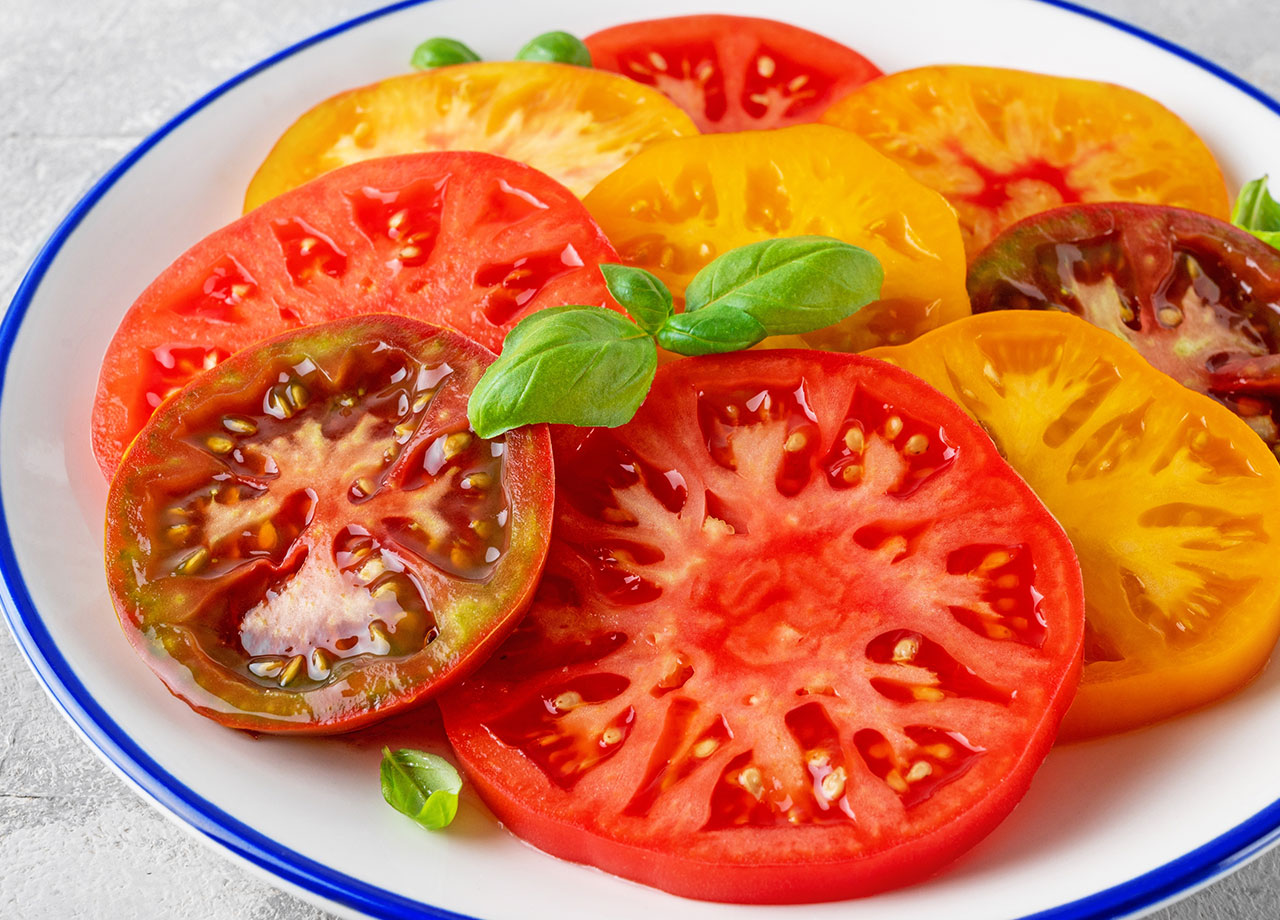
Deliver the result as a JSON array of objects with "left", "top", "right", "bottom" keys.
[
  {"left": 869, "top": 312, "right": 1280, "bottom": 740},
  {"left": 583, "top": 15, "right": 881, "bottom": 133},
  {"left": 968, "top": 202, "right": 1280, "bottom": 449},
  {"left": 582, "top": 125, "right": 969, "bottom": 352},
  {"left": 244, "top": 61, "right": 697, "bottom": 208},
  {"left": 821, "top": 66, "right": 1230, "bottom": 258},
  {"left": 105, "top": 315, "right": 554, "bottom": 733},
  {"left": 439, "top": 350, "right": 1084, "bottom": 903},
  {"left": 93, "top": 151, "right": 617, "bottom": 477}
]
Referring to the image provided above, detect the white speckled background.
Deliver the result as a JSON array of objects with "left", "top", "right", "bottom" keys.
[{"left": 2, "top": 1, "right": 1279, "bottom": 916}]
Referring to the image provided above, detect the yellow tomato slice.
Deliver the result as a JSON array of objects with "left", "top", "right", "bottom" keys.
[
  {"left": 869, "top": 311, "right": 1280, "bottom": 740},
  {"left": 244, "top": 61, "right": 698, "bottom": 209},
  {"left": 583, "top": 124, "right": 969, "bottom": 352},
  {"left": 822, "top": 66, "right": 1230, "bottom": 258}
]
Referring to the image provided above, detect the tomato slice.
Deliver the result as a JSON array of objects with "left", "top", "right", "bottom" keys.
[
  {"left": 967, "top": 202, "right": 1280, "bottom": 449},
  {"left": 438, "top": 350, "right": 1084, "bottom": 902},
  {"left": 244, "top": 61, "right": 697, "bottom": 209},
  {"left": 821, "top": 66, "right": 1230, "bottom": 258},
  {"left": 583, "top": 15, "right": 881, "bottom": 133},
  {"left": 582, "top": 125, "right": 969, "bottom": 352},
  {"left": 869, "top": 312, "right": 1280, "bottom": 740},
  {"left": 93, "top": 151, "right": 618, "bottom": 478},
  {"left": 105, "top": 315, "right": 554, "bottom": 733}
]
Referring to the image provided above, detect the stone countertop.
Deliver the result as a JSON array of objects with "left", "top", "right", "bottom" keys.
[{"left": 2, "top": 0, "right": 1278, "bottom": 917}]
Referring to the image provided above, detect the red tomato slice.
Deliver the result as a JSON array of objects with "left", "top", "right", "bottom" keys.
[
  {"left": 105, "top": 315, "right": 554, "bottom": 733},
  {"left": 92, "top": 152, "right": 618, "bottom": 478},
  {"left": 585, "top": 16, "right": 881, "bottom": 133},
  {"left": 439, "top": 351, "right": 1084, "bottom": 902}
]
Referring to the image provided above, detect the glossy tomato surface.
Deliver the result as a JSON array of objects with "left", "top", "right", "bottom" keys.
[
  {"left": 870, "top": 312, "right": 1280, "bottom": 740},
  {"left": 584, "top": 15, "right": 881, "bottom": 133},
  {"left": 93, "top": 151, "right": 617, "bottom": 477},
  {"left": 968, "top": 202, "right": 1280, "bottom": 448},
  {"left": 822, "top": 66, "right": 1230, "bottom": 258},
  {"left": 439, "top": 350, "right": 1084, "bottom": 903},
  {"left": 583, "top": 125, "right": 969, "bottom": 352},
  {"left": 105, "top": 315, "right": 553, "bottom": 733},
  {"left": 244, "top": 61, "right": 696, "bottom": 207}
]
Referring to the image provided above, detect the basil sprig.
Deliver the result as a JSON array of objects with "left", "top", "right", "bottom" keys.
[
  {"left": 467, "top": 236, "right": 883, "bottom": 437},
  {"left": 380, "top": 747, "right": 463, "bottom": 830},
  {"left": 1231, "top": 175, "right": 1280, "bottom": 250}
]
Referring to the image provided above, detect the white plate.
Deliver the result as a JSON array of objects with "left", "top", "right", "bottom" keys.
[{"left": 4, "top": 1, "right": 1280, "bottom": 918}]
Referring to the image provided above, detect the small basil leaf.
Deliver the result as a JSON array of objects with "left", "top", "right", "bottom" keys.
[
  {"left": 380, "top": 747, "right": 462, "bottom": 830},
  {"left": 468, "top": 307, "right": 657, "bottom": 437},
  {"left": 655, "top": 305, "right": 768, "bottom": 356},
  {"left": 683, "top": 236, "right": 884, "bottom": 335},
  {"left": 410, "top": 37, "right": 481, "bottom": 70},
  {"left": 600, "top": 264, "right": 673, "bottom": 334},
  {"left": 1232, "top": 176, "right": 1280, "bottom": 249},
  {"left": 514, "top": 31, "right": 592, "bottom": 67}
]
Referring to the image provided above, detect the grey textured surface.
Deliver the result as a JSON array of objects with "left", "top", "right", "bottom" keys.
[{"left": 1, "top": 0, "right": 1278, "bottom": 917}]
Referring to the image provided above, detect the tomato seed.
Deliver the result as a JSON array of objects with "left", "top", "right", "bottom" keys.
[
  {"left": 844, "top": 427, "right": 865, "bottom": 453},
  {"left": 222, "top": 416, "right": 257, "bottom": 435},
  {"left": 820, "top": 767, "right": 847, "bottom": 800},
  {"left": 904, "top": 433, "right": 929, "bottom": 456},
  {"left": 174, "top": 547, "right": 209, "bottom": 576},
  {"left": 884, "top": 415, "right": 904, "bottom": 439},
  {"left": 444, "top": 431, "right": 472, "bottom": 458},
  {"left": 906, "top": 761, "right": 933, "bottom": 783},
  {"left": 206, "top": 435, "right": 234, "bottom": 454},
  {"left": 278, "top": 654, "right": 305, "bottom": 687}
]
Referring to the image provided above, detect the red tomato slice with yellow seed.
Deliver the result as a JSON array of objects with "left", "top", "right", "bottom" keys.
[
  {"left": 585, "top": 15, "right": 882, "bottom": 132},
  {"left": 91, "top": 151, "right": 618, "bottom": 478},
  {"left": 439, "top": 350, "right": 1084, "bottom": 903},
  {"left": 105, "top": 315, "right": 554, "bottom": 733}
]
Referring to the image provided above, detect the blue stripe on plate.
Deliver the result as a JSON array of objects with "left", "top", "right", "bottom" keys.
[{"left": 1, "top": 1, "right": 1277, "bottom": 918}]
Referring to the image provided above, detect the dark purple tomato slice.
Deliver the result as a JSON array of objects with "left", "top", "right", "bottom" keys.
[
  {"left": 968, "top": 202, "right": 1280, "bottom": 448},
  {"left": 104, "top": 315, "right": 554, "bottom": 733}
]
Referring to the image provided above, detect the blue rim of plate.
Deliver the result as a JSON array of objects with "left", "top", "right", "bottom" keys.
[{"left": 2, "top": 1, "right": 1279, "bottom": 917}]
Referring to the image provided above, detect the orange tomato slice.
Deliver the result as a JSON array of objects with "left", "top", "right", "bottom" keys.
[
  {"left": 822, "top": 66, "right": 1230, "bottom": 258},
  {"left": 582, "top": 124, "right": 969, "bottom": 352},
  {"left": 244, "top": 61, "right": 698, "bottom": 210},
  {"left": 870, "top": 311, "right": 1280, "bottom": 740}
]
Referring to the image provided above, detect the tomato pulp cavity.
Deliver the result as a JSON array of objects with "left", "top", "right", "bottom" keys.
[
  {"left": 440, "top": 351, "right": 1084, "bottom": 902},
  {"left": 105, "top": 315, "right": 554, "bottom": 733}
]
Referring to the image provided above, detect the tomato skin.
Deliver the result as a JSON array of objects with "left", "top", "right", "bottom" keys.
[
  {"left": 105, "top": 314, "right": 554, "bottom": 734},
  {"left": 967, "top": 202, "right": 1280, "bottom": 447},
  {"left": 441, "top": 351, "right": 1083, "bottom": 902},
  {"left": 822, "top": 66, "right": 1230, "bottom": 258},
  {"left": 93, "top": 151, "right": 618, "bottom": 478},
  {"left": 585, "top": 15, "right": 881, "bottom": 133},
  {"left": 869, "top": 312, "right": 1280, "bottom": 740}
]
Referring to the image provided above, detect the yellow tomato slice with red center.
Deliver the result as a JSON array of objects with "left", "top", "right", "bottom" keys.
[
  {"left": 822, "top": 66, "right": 1229, "bottom": 258},
  {"left": 870, "top": 312, "right": 1280, "bottom": 739},
  {"left": 245, "top": 61, "right": 698, "bottom": 210},
  {"left": 583, "top": 124, "right": 969, "bottom": 352}
]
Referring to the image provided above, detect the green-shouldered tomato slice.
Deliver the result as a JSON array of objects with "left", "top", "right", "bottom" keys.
[
  {"left": 967, "top": 202, "right": 1280, "bottom": 449},
  {"left": 584, "top": 15, "right": 881, "bottom": 133},
  {"left": 105, "top": 315, "right": 554, "bottom": 733},
  {"left": 439, "top": 350, "right": 1084, "bottom": 903},
  {"left": 92, "top": 151, "right": 618, "bottom": 478}
]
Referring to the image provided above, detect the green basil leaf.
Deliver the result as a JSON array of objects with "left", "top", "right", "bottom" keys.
[
  {"left": 468, "top": 307, "right": 657, "bottom": 437},
  {"left": 380, "top": 747, "right": 462, "bottom": 830},
  {"left": 1232, "top": 176, "right": 1280, "bottom": 249},
  {"left": 600, "top": 264, "right": 673, "bottom": 334},
  {"left": 514, "top": 31, "right": 592, "bottom": 67},
  {"left": 655, "top": 304, "right": 768, "bottom": 355},
  {"left": 683, "top": 236, "right": 884, "bottom": 335},
  {"left": 410, "top": 37, "right": 481, "bottom": 70}
]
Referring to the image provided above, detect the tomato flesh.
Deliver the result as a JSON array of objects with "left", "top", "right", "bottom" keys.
[
  {"left": 870, "top": 312, "right": 1280, "bottom": 739},
  {"left": 439, "top": 351, "right": 1084, "bottom": 902},
  {"left": 821, "top": 66, "right": 1230, "bottom": 257},
  {"left": 968, "top": 202, "right": 1280, "bottom": 448},
  {"left": 93, "top": 152, "right": 618, "bottom": 477},
  {"left": 105, "top": 315, "right": 554, "bottom": 733},
  {"left": 585, "top": 15, "right": 881, "bottom": 133}
]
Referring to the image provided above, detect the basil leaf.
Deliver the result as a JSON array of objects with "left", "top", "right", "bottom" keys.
[
  {"left": 380, "top": 747, "right": 462, "bottom": 830},
  {"left": 656, "top": 304, "right": 767, "bottom": 355},
  {"left": 1232, "top": 176, "right": 1280, "bottom": 250},
  {"left": 514, "top": 31, "right": 592, "bottom": 67},
  {"left": 600, "top": 264, "right": 673, "bottom": 334},
  {"left": 683, "top": 236, "right": 884, "bottom": 335},
  {"left": 468, "top": 307, "right": 657, "bottom": 437},
  {"left": 410, "top": 37, "right": 481, "bottom": 70}
]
